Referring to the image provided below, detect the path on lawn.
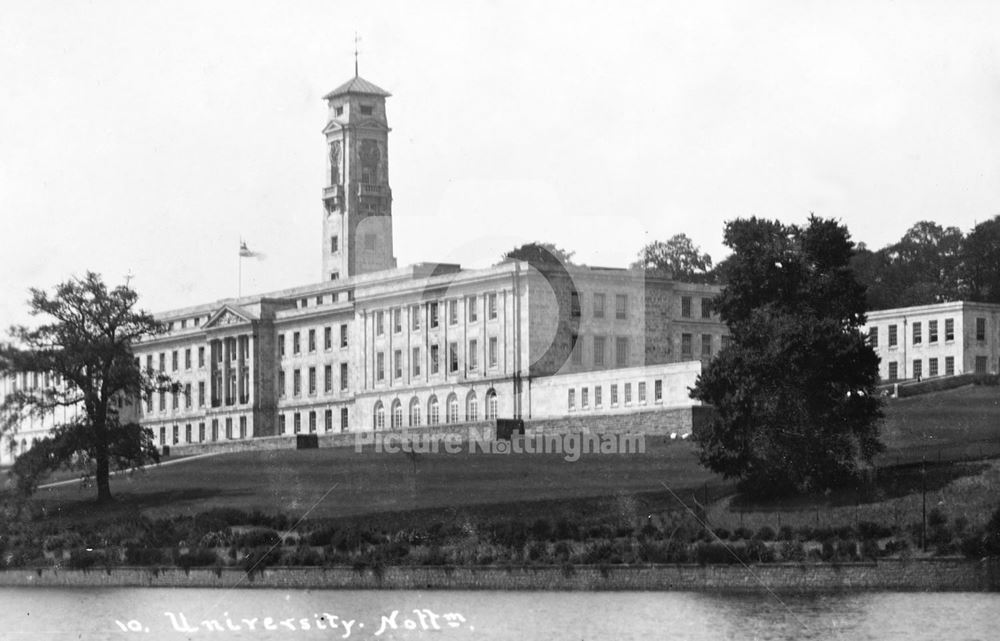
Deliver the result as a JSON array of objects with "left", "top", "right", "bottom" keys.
[{"left": 36, "top": 452, "right": 223, "bottom": 490}]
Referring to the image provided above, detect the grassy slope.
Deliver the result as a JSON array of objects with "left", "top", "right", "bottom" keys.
[{"left": 11, "top": 384, "right": 1000, "bottom": 530}]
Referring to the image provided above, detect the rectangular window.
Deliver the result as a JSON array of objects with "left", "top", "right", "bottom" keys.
[
  {"left": 308, "top": 329, "right": 316, "bottom": 352},
  {"left": 394, "top": 350, "right": 402, "bottom": 379},
  {"left": 610, "top": 384, "right": 619, "bottom": 407},
  {"left": 430, "top": 344, "right": 440, "bottom": 374},
  {"left": 330, "top": 235, "right": 338, "bottom": 253},
  {"left": 430, "top": 302, "right": 440, "bottom": 328},
  {"left": 571, "top": 333, "right": 582, "bottom": 364},
  {"left": 449, "top": 342, "right": 459, "bottom": 373},
  {"left": 376, "top": 311, "right": 385, "bottom": 336},
  {"left": 198, "top": 346, "right": 205, "bottom": 367},
  {"left": 159, "top": 353, "right": 165, "bottom": 372},
  {"left": 468, "top": 297, "right": 478, "bottom": 322},
  {"left": 721, "top": 335, "right": 732, "bottom": 350},
  {"left": 868, "top": 327, "right": 878, "bottom": 347},
  {"left": 468, "top": 339, "right": 479, "bottom": 370},
  {"left": 293, "top": 413, "right": 301, "bottom": 434},
  {"left": 412, "top": 347, "right": 421, "bottom": 376},
  {"left": 393, "top": 308, "right": 402, "bottom": 333},
  {"left": 172, "top": 391, "right": 179, "bottom": 410},
  {"left": 411, "top": 305, "right": 421, "bottom": 330},
  {"left": 929, "top": 320, "right": 938, "bottom": 343},
  {"left": 594, "top": 385, "right": 602, "bottom": 407},
  {"left": 888, "top": 325, "right": 898, "bottom": 347},
  {"left": 293, "top": 332, "right": 301, "bottom": 354},
  {"left": 239, "top": 416, "right": 247, "bottom": 439},
  {"left": 654, "top": 379, "right": 663, "bottom": 402},
  {"left": 581, "top": 387, "right": 589, "bottom": 408},
  {"left": 568, "top": 389, "right": 575, "bottom": 411},
  {"left": 913, "top": 359, "right": 922, "bottom": 379},
  {"left": 278, "top": 334, "right": 285, "bottom": 357},
  {"left": 198, "top": 422, "right": 205, "bottom": 442},
  {"left": 975, "top": 356, "right": 988, "bottom": 374},
  {"left": 159, "top": 390, "right": 165, "bottom": 411},
  {"left": 945, "top": 318, "right": 954, "bottom": 341},
  {"left": 449, "top": 300, "right": 458, "bottom": 325},
  {"left": 929, "top": 358, "right": 939, "bottom": 377},
  {"left": 888, "top": 362, "right": 898, "bottom": 381},
  {"left": 184, "top": 383, "right": 192, "bottom": 408},
  {"left": 325, "top": 409, "right": 333, "bottom": 432},
  {"left": 211, "top": 419, "right": 219, "bottom": 441},
  {"left": 976, "top": 318, "right": 986, "bottom": 341},
  {"left": 309, "top": 411, "right": 317, "bottom": 433},
  {"left": 489, "top": 337, "right": 498, "bottom": 368},
  {"left": 681, "top": 333, "right": 693, "bottom": 358},
  {"left": 159, "top": 426, "right": 166, "bottom": 445},
  {"left": 593, "top": 293, "right": 605, "bottom": 319},
  {"left": 278, "top": 370, "right": 285, "bottom": 397},
  {"left": 945, "top": 356, "right": 955, "bottom": 375},
  {"left": 593, "top": 336, "right": 606, "bottom": 367},
  {"left": 278, "top": 414, "right": 286, "bottom": 434},
  {"left": 701, "top": 298, "right": 712, "bottom": 319},
  {"left": 616, "top": 336, "right": 629, "bottom": 366},
  {"left": 340, "top": 363, "right": 348, "bottom": 391},
  {"left": 340, "top": 324, "right": 348, "bottom": 348},
  {"left": 681, "top": 296, "right": 692, "bottom": 318},
  {"left": 324, "top": 365, "right": 332, "bottom": 392},
  {"left": 324, "top": 326, "right": 332, "bottom": 350},
  {"left": 341, "top": 407, "right": 349, "bottom": 431},
  {"left": 376, "top": 352, "right": 385, "bottom": 381},
  {"left": 185, "top": 349, "right": 192, "bottom": 370},
  {"left": 185, "top": 424, "right": 192, "bottom": 443},
  {"left": 308, "top": 367, "right": 316, "bottom": 394},
  {"left": 172, "top": 351, "right": 179, "bottom": 371},
  {"left": 571, "top": 291, "right": 581, "bottom": 318},
  {"left": 173, "top": 425, "right": 179, "bottom": 444},
  {"left": 638, "top": 381, "right": 647, "bottom": 404},
  {"left": 225, "top": 418, "right": 233, "bottom": 439},
  {"left": 702, "top": 334, "right": 713, "bottom": 357},
  {"left": 615, "top": 294, "right": 628, "bottom": 320},
  {"left": 488, "top": 293, "right": 498, "bottom": 320},
  {"left": 624, "top": 382, "right": 632, "bottom": 405},
  {"left": 913, "top": 322, "right": 922, "bottom": 345},
  {"left": 293, "top": 369, "right": 301, "bottom": 396},
  {"left": 198, "top": 382, "right": 205, "bottom": 407},
  {"left": 146, "top": 354, "right": 153, "bottom": 372}
]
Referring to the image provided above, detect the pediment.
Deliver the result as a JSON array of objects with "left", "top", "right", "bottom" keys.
[{"left": 203, "top": 305, "right": 254, "bottom": 329}]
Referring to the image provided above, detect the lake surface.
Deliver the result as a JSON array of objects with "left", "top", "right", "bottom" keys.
[{"left": 0, "top": 587, "right": 996, "bottom": 640}]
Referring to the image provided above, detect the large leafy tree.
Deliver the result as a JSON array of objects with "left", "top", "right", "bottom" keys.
[
  {"left": 962, "top": 216, "right": 1000, "bottom": 303},
  {"left": 0, "top": 272, "right": 167, "bottom": 502},
  {"left": 691, "top": 216, "right": 883, "bottom": 496},
  {"left": 500, "top": 242, "right": 576, "bottom": 266},
  {"left": 632, "top": 233, "right": 715, "bottom": 282}
]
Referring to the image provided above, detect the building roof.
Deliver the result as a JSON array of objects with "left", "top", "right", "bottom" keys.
[{"left": 323, "top": 76, "right": 391, "bottom": 100}]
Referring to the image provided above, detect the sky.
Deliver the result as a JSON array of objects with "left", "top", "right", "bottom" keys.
[{"left": 2, "top": 1, "right": 999, "bottom": 326}]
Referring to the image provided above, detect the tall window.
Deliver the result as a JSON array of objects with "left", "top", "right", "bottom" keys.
[
  {"left": 913, "top": 359, "right": 923, "bottom": 379},
  {"left": 615, "top": 294, "right": 628, "bottom": 320},
  {"left": 868, "top": 327, "right": 878, "bottom": 347},
  {"left": 701, "top": 298, "right": 712, "bottom": 319},
  {"left": 681, "top": 333, "right": 693, "bottom": 358},
  {"left": 945, "top": 356, "right": 955, "bottom": 376},
  {"left": 615, "top": 337, "right": 629, "bottom": 366},
  {"left": 570, "top": 291, "right": 581, "bottom": 318},
  {"left": 308, "top": 367, "right": 317, "bottom": 394},
  {"left": 488, "top": 293, "right": 498, "bottom": 320},
  {"left": 945, "top": 318, "right": 955, "bottom": 341},
  {"left": 324, "top": 326, "right": 332, "bottom": 350},
  {"left": 172, "top": 351, "right": 179, "bottom": 371},
  {"left": 594, "top": 385, "right": 602, "bottom": 407},
  {"left": 198, "top": 346, "right": 205, "bottom": 367},
  {"left": 325, "top": 409, "right": 333, "bottom": 432},
  {"left": 929, "top": 320, "right": 938, "bottom": 343},
  {"left": 412, "top": 347, "right": 421, "bottom": 376},
  {"left": 593, "top": 336, "right": 606, "bottom": 367},
  {"left": 449, "top": 342, "right": 459, "bottom": 373},
  {"left": 391, "top": 400, "right": 403, "bottom": 429},
  {"left": 394, "top": 350, "right": 402, "bottom": 379},
  {"left": 568, "top": 389, "right": 576, "bottom": 411},
  {"left": 278, "top": 370, "right": 286, "bottom": 397},
  {"left": 428, "top": 396, "right": 440, "bottom": 425},
  {"left": 340, "top": 363, "right": 348, "bottom": 391},
  {"left": 571, "top": 333, "right": 582, "bottom": 365},
  {"left": 929, "top": 358, "right": 939, "bottom": 377},
  {"left": 376, "top": 352, "right": 385, "bottom": 381},
  {"left": 376, "top": 311, "right": 385, "bottom": 336},
  {"left": 624, "top": 382, "right": 632, "bottom": 405},
  {"left": 449, "top": 300, "right": 458, "bottom": 325},
  {"left": 341, "top": 407, "right": 349, "bottom": 431},
  {"left": 308, "top": 329, "right": 316, "bottom": 352},
  {"left": 701, "top": 334, "right": 712, "bottom": 357},
  {"left": 468, "top": 339, "right": 478, "bottom": 370},
  {"left": 466, "top": 392, "right": 478, "bottom": 422},
  {"left": 293, "top": 332, "right": 301, "bottom": 354},
  {"left": 293, "top": 369, "right": 301, "bottom": 396},
  {"left": 430, "top": 344, "right": 440, "bottom": 374},
  {"left": 430, "top": 302, "right": 440, "bottom": 328},
  {"left": 198, "top": 381, "right": 205, "bottom": 407},
  {"left": 411, "top": 305, "right": 421, "bottom": 330},
  {"left": 185, "top": 349, "right": 192, "bottom": 370},
  {"left": 975, "top": 356, "right": 988, "bottom": 374},
  {"left": 888, "top": 325, "right": 897, "bottom": 347},
  {"left": 447, "top": 394, "right": 459, "bottom": 423},
  {"left": 654, "top": 379, "right": 662, "bottom": 402},
  {"left": 888, "top": 362, "right": 898, "bottom": 381},
  {"left": 393, "top": 308, "right": 402, "bottom": 333},
  {"left": 489, "top": 337, "right": 499, "bottom": 368},
  {"left": 638, "top": 381, "right": 646, "bottom": 403},
  {"left": 374, "top": 402, "right": 385, "bottom": 430},
  {"left": 340, "top": 324, "right": 348, "bottom": 348},
  {"left": 324, "top": 364, "right": 332, "bottom": 393},
  {"left": 611, "top": 384, "right": 618, "bottom": 406},
  {"left": 976, "top": 318, "right": 987, "bottom": 341},
  {"left": 409, "top": 397, "right": 422, "bottom": 427},
  {"left": 581, "top": 387, "right": 589, "bottom": 409},
  {"left": 681, "top": 296, "right": 692, "bottom": 318},
  {"left": 913, "top": 322, "right": 922, "bottom": 344},
  {"left": 593, "top": 293, "right": 605, "bottom": 319},
  {"left": 486, "top": 390, "right": 498, "bottom": 420},
  {"left": 278, "top": 334, "right": 285, "bottom": 357},
  {"left": 468, "top": 297, "right": 478, "bottom": 322}
]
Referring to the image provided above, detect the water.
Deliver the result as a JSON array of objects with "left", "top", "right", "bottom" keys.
[{"left": 0, "top": 588, "right": 996, "bottom": 641}]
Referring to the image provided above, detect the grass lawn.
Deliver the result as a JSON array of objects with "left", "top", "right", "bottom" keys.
[{"left": 6, "top": 384, "right": 999, "bottom": 533}]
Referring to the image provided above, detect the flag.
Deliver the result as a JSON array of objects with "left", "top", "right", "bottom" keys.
[{"left": 239, "top": 241, "right": 264, "bottom": 259}]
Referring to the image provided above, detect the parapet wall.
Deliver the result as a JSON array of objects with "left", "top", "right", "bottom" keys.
[{"left": 1, "top": 558, "right": 996, "bottom": 591}]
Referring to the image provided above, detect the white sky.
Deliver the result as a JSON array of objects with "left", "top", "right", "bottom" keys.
[{"left": 2, "top": 1, "right": 999, "bottom": 325}]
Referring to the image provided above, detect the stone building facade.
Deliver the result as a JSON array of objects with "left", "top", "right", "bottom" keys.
[
  {"left": 863, "top": 301, "right": 1000, "bottom": 381},
  {"left": 2, "top": 71, "right": 728, "bottom": 461}
]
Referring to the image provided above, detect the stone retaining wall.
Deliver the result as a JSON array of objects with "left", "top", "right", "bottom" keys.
[{"left": 2, "top": 559, "right": 996, "bottom": 592}]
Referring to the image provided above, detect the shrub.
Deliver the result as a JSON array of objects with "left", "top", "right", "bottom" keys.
[
  {"left": 489, "top": 521, "right": 529, "bottom": 550},
  {"left": 233, "top": 529, "right": 282, "bottom": 549},
  {"left": 639, "top": 523, "right": 659, "bottom": 539},
  {"left": 753, "top": 526, "right": 776, "bottom": 542},
  {"left": 857, "top": 521, "right": 893, "bottom": 540},
  {"left": 779, "top": 540, "right": 806, "bottom": 562},
  {"left": 836, "top": 539, "right": 858, "bottom": 561},
  {"left": 67, "top": 549, "right": 104, "bottom": 570},
  {"left": 125, "top": 547, "right": 165, "bottom": 566},
  {"left": 777, "top": 525, "right": 796, "bottom": 541},
  {"left": 553, "top": 541, "right": 573, "bottom": 561},
  {"left": 529, "top": 519, "right": 553, "bottom": 541},
  {"left": 860, "top": 539, "right": 881, "bottom": 560},
  {"left": 280, "top": 545, "right": 324, "bottom": 567},
  {"left": 711, "top": 527, "right": 730, "bottom": 541},
  {"left": 553, "top": 518, "right": 579, "bottom": 541},
  {"left": 928, "top": 508, "right": 948, "bottom": 528},
  {"left": 526, "top": 541, "right": 547, "bottom": 563},
  {"left": 241, "top": 547, "right": 281, "bottom": 574},
  {"left": 176, "top": 549, "right": 218, "bottom": 570},
  {"left": 695, "top": 542, "right": 737, "bottom": 565},
  {"left": 743, "top": 539, "right": 774, "bottom": 563},
  {"left": 732, "top": 526, "right": 753, "bottom": 541},
  {"left": 883, "top": 539, "right": 910, "bottom": 556}
]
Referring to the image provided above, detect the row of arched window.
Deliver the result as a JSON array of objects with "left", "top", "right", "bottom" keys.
[{"left": 373, "top": 389, "right": 498, "bottom": 430}]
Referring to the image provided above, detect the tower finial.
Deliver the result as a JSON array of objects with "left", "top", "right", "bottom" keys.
[{"left": 354, "top": 32, "right": 360, "bottom": 77}]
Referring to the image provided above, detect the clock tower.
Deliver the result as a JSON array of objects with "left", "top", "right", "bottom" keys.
[{"left": 321, "top": 73, "right": 396, "bottom": 280}]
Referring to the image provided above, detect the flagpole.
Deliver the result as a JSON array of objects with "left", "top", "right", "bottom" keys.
[{"left": 238, "top": 237, "right": 242, "bottom": 299}]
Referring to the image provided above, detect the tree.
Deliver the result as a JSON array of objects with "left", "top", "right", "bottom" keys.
[
  {"left": 691, "top": 216, "right": 883, "bottom": 496},
  {"left": 962, "top": 216, "right": 1000, "bottom": 303},
  {"left": 499, "top": 242, "right": 576, "bottom": 266},
  {"left": 632, "top": 234, "right": 715, "bottom": 282},
  {"left": 0, "top": 272, "right": 167, "bottom": 502}
]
